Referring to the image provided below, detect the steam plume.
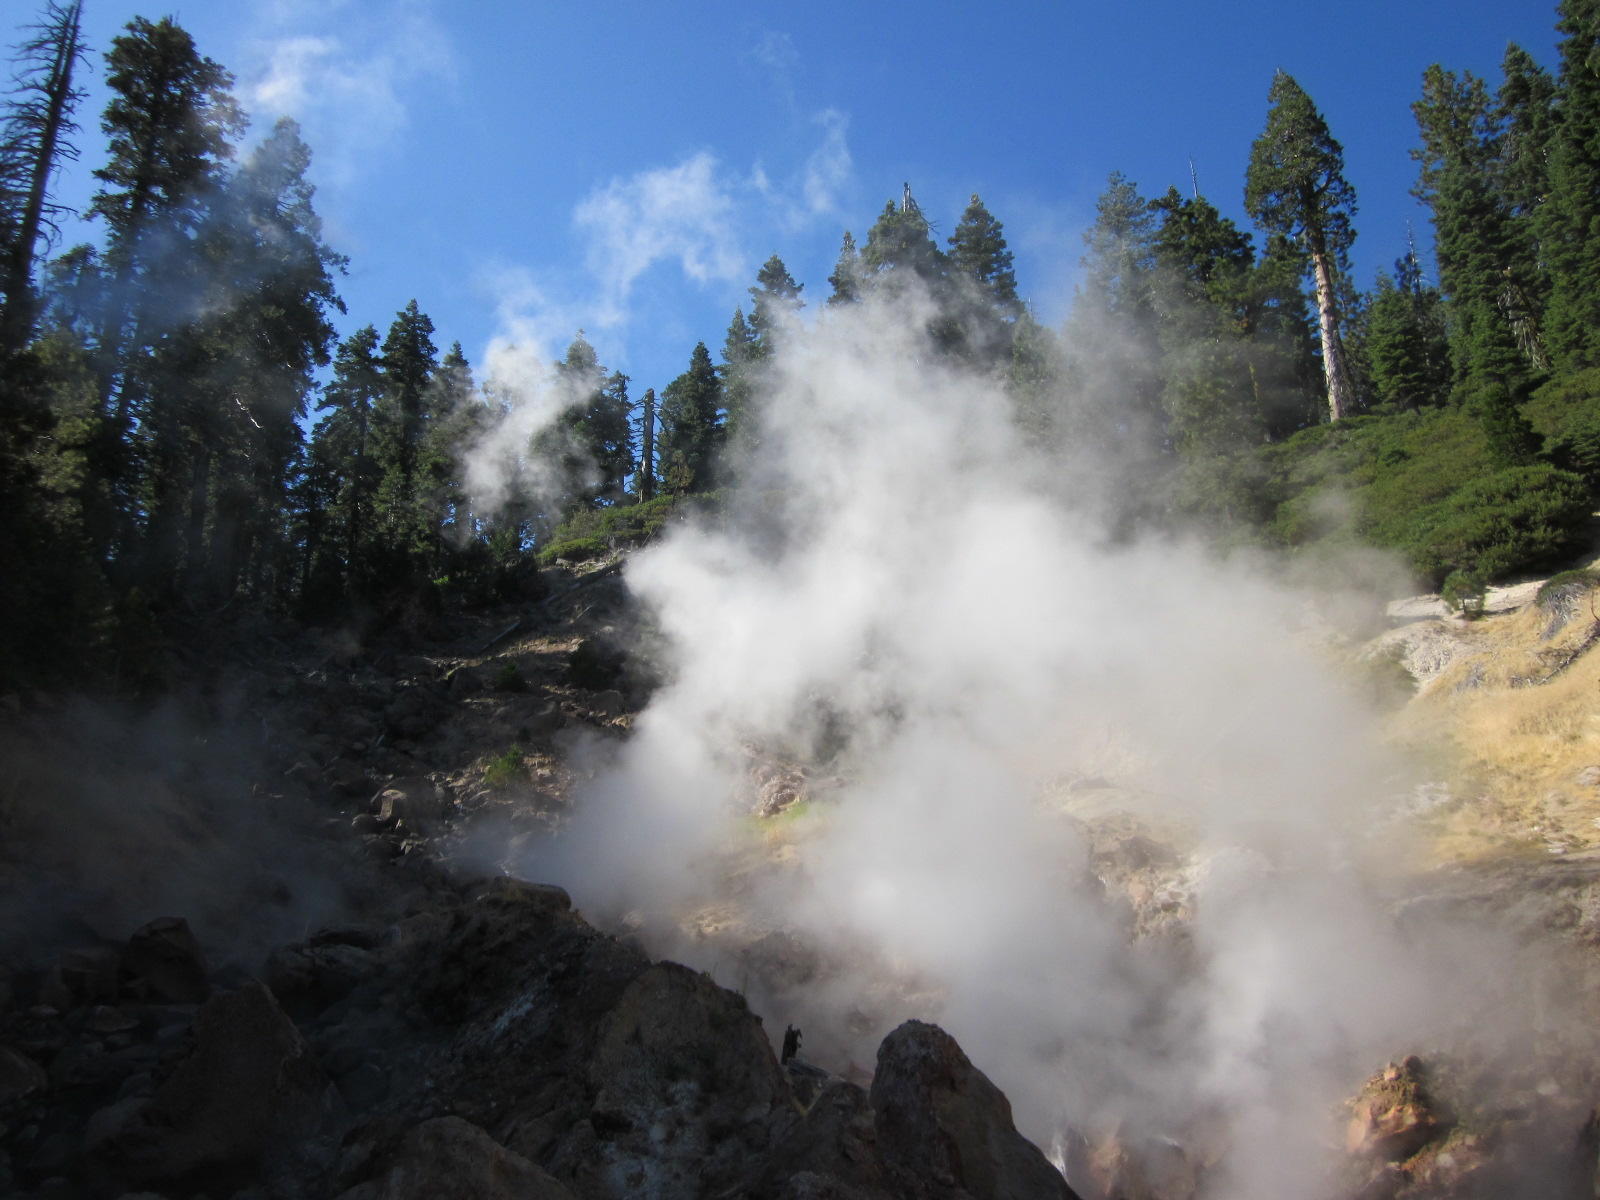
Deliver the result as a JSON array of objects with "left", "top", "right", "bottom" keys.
[{"left": 511, "top": 286, "right": 1560, "bottom": 1198}]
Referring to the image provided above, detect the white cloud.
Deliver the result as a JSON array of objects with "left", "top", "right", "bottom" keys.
[
  {"left": 800, "top": 108, "right": 852, "bottom": 219},
  {"left": 237, "top": 0, "right": 456, "bottom": 186},
  {"left": 573, "top": 152, "right": 746, "bottom": 327}
]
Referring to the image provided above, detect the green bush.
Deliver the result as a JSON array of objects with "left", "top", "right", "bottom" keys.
[
  {"left": 536, "top": 491, "right": 727, "bottom": 566},
  {"left": 536, "top": 536, "right": 609, "bottom": 566},
  {"left": 493, "top": 661, "right": 527, "bottom": 693},
  {"left": 1402, "top": 466, "right": 1591, "bottom": 586},
  {"left": 1440, "top": 568, "right": 1486, "bottom": 616},
  {"left": 484, "top": 745, "right": 527, "bottom": 789}
]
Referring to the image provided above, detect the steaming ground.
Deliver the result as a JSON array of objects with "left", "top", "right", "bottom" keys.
[{"left": 505, "top": 293, "right": 1597, "bottom": 1198}]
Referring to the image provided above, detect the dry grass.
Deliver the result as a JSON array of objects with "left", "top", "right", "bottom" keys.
[{"left": 1386, "top": 586, "right": 1600, "bottom": 863}]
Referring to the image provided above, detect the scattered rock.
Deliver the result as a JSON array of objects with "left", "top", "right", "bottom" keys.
[
  {"left": 1345, "top": 1056, "right": 1449, "bottom": 1163},
  {"left": 0, "top": 1047, "right": 47, "bottom": 1105},
  {"left": 265, "top": 935, "right": 383, "bottom": 1019},
  {"left": 121, "top": 918, "right": 208, "bottom": 1005},
  {"left": 337, "top": 1115, "right": 576, "bottom": 1200},
  {"left": 98, "top": 980, "right": 339, "bottom": 1190},
  {"left": 372, "top": 779, "right": 447, "bottom": 832},
  {"left": 447, "top": 665, "right": 486, "bottom": 697}
]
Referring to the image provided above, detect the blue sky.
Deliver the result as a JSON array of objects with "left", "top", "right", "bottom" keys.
[{"left": 33, "top": 0, "right": 1565, "bottom": 400}]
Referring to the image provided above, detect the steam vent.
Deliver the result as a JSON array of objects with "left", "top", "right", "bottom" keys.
[{"left": 6, "top": 0, "right": 1600, "bottom": 1196}]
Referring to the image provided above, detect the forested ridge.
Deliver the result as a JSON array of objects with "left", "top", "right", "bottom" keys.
[{"left": 3, "top": 1, "right": 1600, "bottom": 691}]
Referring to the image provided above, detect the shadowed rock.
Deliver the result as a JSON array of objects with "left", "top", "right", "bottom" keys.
[{"left": 870, "top": 1019, "right": 1080, "bottom": 1200}]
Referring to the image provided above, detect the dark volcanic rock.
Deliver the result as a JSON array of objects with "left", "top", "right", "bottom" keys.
[
  {"left": 120, "top": 917, "right": 208, "bottom": 1004},
  {"left": 97, "top": 979, "right": 339, "bottom": 1191},
  {"left": 581, "top": 961, "right": 791, "bottom": 1197},
  {"left": 870, "top": 1019, "right": 1079, "bottom": 1200},
  {"left": 336, "top": 1114, "right": 576, "bottom": 1200}
]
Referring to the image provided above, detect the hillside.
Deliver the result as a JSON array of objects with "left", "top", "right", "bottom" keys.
[{"left": 6, "top": 550, "right": 1600, "bottom": 1198}]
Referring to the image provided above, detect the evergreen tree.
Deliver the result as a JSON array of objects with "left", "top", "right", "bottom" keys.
[
  {"left": 948, "top": 194, "right": 1019, "bottom": 312},
  {"left": 720, "top": 306, "right": 758, "bottom": 447},
  {"left": 369, "top": 299, "right": 438, "bottom": 586},
  {"left": 574, "top": 370, "right": 633, "bottom": 506},
  {"left": 725, "top": 256, "right": 800, "bottom": 455},
  {"left": 946, "top": 193, "right": 1021, "bottom": 368},
  {"left": 1411, "top": 64, "right": 1541, "bottom": 399},
  {"left": 1364, "top": 249, "right": 1449, "bottom": 411},
  {"left": 634, "top": 386, "right": 657, "bottom": 501},
  {"left": 1150, "top": 187, "right": 1254, "bottom": 313},
  {"left": 1540, "top": 0, "right": 1600, "bottom": 368},
  {"left": 1064, "top": 173, "right": 1164, "bottom": 452},
  {"left": 195, "top": 118, "right": 343, "bottom": 599},
  {"left": 826, "top": 230, "right": 862, "bottom": 305},
  {"left": 87, "top": 16, "right": 243, "bottom": 567},
  {"left": 1497, "top": 44, "right": 1556, "bottom": 370},
  {"left": 861, "top": 186, "right": 945, "bottom": 286},
  {"left": 1006, "top": 309, "right": 1063, "bottom": 447},
  {"left": 0, "top": 0, "right": 84, "bottom": 358},
  {"left": 1245, "top": 70, "right": 1358, "bottom": 422},
  {"left": 538, "top": 332, "right": 630, "bottom": 514},
  {"left": 417, "top": 341, "right": 480, "bottom": 570},
  {"left": 657, "top": 341, "right": 722, "bottom": 492},
  {"left": 1149, "top": 187, "right": 1263, "bottom": 451},
  {"left": 748, "top": 253, "right": 803, "bottom": 356},
  {"left": 309, "top": 325, "right": 384, "bottom": 600}
]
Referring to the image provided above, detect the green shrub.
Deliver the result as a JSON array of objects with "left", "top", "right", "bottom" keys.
[
  {"left": 493, "top": 661, "right": 527, "bottom": 693},
  {"left": 1402, "top": 465, "right": 1590, "bottom": 586},
  {"left": 536, "top": 491, "right": 727, "bottom": 565},
  {"left": 536, "top": 536, "right": 609, "bottom": 566},
  {"left": 484, "top": 745, "right": 526, "bottom": 789},
  {"left": 1440, "top": 568, "right": 1486, "bottom": 617}
]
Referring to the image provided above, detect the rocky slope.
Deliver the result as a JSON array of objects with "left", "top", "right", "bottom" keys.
[{"left": 6, "top": 561, "right": 1600, "bottom": 1198}]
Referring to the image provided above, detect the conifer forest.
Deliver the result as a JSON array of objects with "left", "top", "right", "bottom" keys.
[{"left": 2, "top": 1, "right": 1599, "bottom": 690}]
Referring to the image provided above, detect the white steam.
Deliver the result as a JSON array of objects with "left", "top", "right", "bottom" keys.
[{"left": 510, "top": 288, "right": 1548, "bottom": 1198}]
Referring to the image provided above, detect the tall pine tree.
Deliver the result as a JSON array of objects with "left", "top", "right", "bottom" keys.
[{"left": 1245, "top": 70, "right": 1357, "bottom": 422}]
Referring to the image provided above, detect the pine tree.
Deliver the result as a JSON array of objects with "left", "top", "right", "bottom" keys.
[
  {"left": 748, "top": 253, "right": 803, "bottom": 357},
  {"left": 945, "top": 193, "right": 1021, "bottom": 368},
  {"left": 1412, "top": 64, "right": 1541, "bottom": 399},
  {"left": 1497, "top": 44, "right": 1556, "bottom": 371},
  {"left": 1245, "top": 70, "right": 1358, "bottom": 422},
  {"left": 310, "top": 325, "right": 384, "bottom": 600},
  {"left": 416, "top": 341, "right": 479, "bottom": 573},
  {"left": 720, "top": 306, "right": 758, "bottom": 448},
  {"left": 0, "top": 0, "right": 84, "bottom": 358},
  {"left": 573, "top": 370, "right": 633, "bottom": 506},
  {"left": 826, "top": 231, "right": 861, "bottom": 305},
  {"left": 947, "top": 194, "right": 1019, "bottom": 313},
  {"left": 197, "top": 118, "right": 343, "bottom": 599},
  {"left": 634, "top": 386, "right": 657, "bottom": 501},
  {"left": 657, "top": 341, "right": 722, "bottom": 492},
  {"left": 1149, "top": 187, "right": 1264, "bottom": 451},
  {"left": 861, "top": 187, "right": 945, "bottom": 286},
  {"left": 87, "top": 16, "right": 243, "bottom": 568},
  {"left": 1064, "top": 173, "right": 1165, "bottom": 452},
  {"left": 726, "top": 256, "right": 801, "bottom": 454},
  {"left": 1541, "top": 0, "right": 1600, "bottom": 369},
  {"left": 1364, "top": 250, "right": 1449, "bottom": 411},
  {"left": 1006, "top": 309, "right": 1062, "bottom": 447}
]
